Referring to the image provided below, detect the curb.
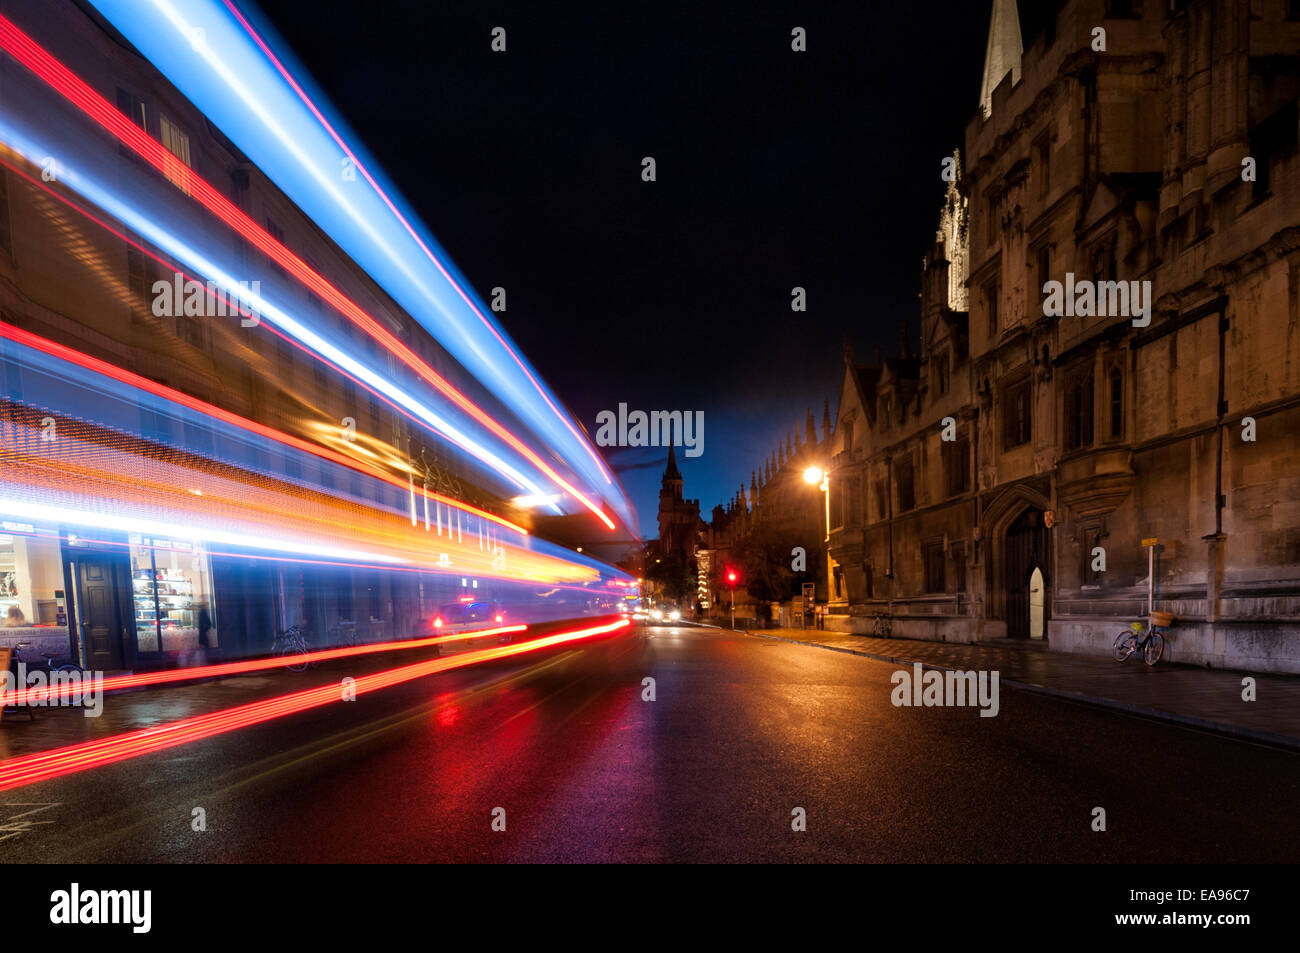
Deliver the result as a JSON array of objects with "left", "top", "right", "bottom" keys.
[{"left": 741, "top": 628, "right": 1300, "bottom": 754}]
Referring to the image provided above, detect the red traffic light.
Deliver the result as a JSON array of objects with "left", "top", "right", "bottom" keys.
[{"left": 726, "top": 569, "right": 738, "bottom": 585}]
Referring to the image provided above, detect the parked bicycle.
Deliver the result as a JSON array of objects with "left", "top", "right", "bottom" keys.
[
  {"left": 1113, "top": 610, "right": 1172, "bottom": 666},
  {"left": 4, "top": 641, "right": 86, "bottom": 717},
  {"left": 272, "top": 624, "right": 312, "bottom": 672}
]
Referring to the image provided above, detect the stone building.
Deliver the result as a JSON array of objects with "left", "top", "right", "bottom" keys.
[{"left": 827, "top": 0, "right": 1300, "bottom": 672}]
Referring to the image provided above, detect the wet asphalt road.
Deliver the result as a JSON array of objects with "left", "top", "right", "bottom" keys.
[{"left": 2, "top": 624, "right": 1298, "bottom": 862}]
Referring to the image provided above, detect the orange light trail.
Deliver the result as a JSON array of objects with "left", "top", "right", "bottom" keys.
[
  {"left": 0, "top": 12, "right": 615, "bottom": 531},
  {"left": 0, "top": 618, "right": 630, "bottom": 792}
]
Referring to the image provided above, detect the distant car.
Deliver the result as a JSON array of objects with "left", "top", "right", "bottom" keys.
[
  {"left": 418, "top": 600, "right": 511, "bottom": 646},
  {"left": 646, "top": 605, "right": 683, "bottom": 625}
]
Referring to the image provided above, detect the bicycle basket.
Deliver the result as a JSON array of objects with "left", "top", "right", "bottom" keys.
[{"left": 1149, "top": 610, "right": 1174, "bottom": 628}]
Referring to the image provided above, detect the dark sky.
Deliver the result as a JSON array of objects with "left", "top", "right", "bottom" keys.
[{"left": 249, "top": 0, "right": 1055, "bottom": 540}]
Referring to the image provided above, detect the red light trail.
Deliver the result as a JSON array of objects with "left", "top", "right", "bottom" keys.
[
  {"left": 0, "top": 618, "right": 630, "bottom": 792},
  {"left": 2, "top": 624, "right": 528, "bottom": 707}
]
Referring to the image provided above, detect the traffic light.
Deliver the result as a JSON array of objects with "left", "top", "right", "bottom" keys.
[{"left": 726, "top": 568, "right": 738, "bottom": 587}]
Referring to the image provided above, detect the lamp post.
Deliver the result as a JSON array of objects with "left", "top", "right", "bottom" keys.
[
  {"left": 803, "top": 465, "right": 833, "bottom": 605},
  {"left": 726, "top": 569, "right": 737, "bottom": 630}
]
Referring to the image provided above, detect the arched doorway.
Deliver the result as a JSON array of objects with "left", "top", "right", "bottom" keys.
[{"left": 1005, "top": 508, "right": 1048, "bottom": 639}]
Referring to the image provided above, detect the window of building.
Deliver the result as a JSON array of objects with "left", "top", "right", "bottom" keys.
[
  {"left": 935, "top": 350, "right": 950, "bottom": 396},
  {"left": 314, "top": 361, "right": 330, "bottom": 400},
  {"left": 129, "top": 535, "right": 216, "bottom": 654},
  {"left": 945, "top": 435, "right": 971, "bottom": 496},
  {"left": 923, "top": 539, "right": 946, "bottom": 594},
  {"left": 1036, "top": 135, "right": 1051, "bottom": 198},
  {"left": 1003, "top": 379, "right": 1032, "bottom": 449},
  {"left": 1090, "top": 239, "right": 1118, "bottom": 284},
  {"left": 1288, "top": 0, "right": 1300, "bottom": 21},
  {"left": 985, "top": 280, "right": 1000, "bottom": 338},
  {"left": 0, "top": 530, "right": 65, "bottom": 630},
  {"left": 276, "top": 335, "right": 294, "bottom": 375},
  {"left": 1065, "top": 367, "right": 1095, "bottom": 451},
  {"left": 0, "top": 169, "right": 11, "bottom": 258},
  {"left": 158, "top": 114, "right": 192, "bottom": 195},
  {"left": 179, "top": 312, "right": 205, "bottom": 350},
  {"left": 987, "top": 195, "right": 999, "bottom": 246},
  {"left": 950, "top": 541, "right": 968, "bottom": 595},
  {"left": 1036, "top": 244, "right": 1051, "bottom": 300},
  {"left": 1105, "top": 0, "right": 1141, "bottom": 17},
  {"left": 1249, "top": 99, "right": 1298, "bottom": 200},
  {"left": 126, "top": 244, "right": 157, "bottom": 324},
  {"left": 1108, "top": 368, "right": 1124, "bottom": 439},
  {"left": 265, "top": 217, "right": 287, "bottom": 278},
  {"left": 896, "top": 455, "right": 915, "bottom": 512},
  {"left": 115, "top": 88, "right": 147, "bottom": 159}
]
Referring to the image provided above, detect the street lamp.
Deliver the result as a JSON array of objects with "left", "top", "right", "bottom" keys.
[{"left": 803, "top": 464, "right": 833, "bottom": 610}]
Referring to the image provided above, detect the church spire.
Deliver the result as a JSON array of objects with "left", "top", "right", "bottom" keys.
[
  {"left": 662, "top": 444, "right": 681, "bottom": 481},
  {"left": 979, "top": 0, "right": 1022, "bottom": 119},
  {"left": 806, "top": 407, "right": 817, "bottom": 447}
]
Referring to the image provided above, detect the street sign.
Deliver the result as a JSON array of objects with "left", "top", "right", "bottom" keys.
[{"left": 1141, "top": 537, "right": 1158, "bottom": 547}]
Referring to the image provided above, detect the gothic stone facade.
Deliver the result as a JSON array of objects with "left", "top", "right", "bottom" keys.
[{"left": 827, "top": 0, "right": 1300, "bottom": 673}]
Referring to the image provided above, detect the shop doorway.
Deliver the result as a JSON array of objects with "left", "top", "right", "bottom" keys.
[
  {"left": 1005, "top": 508, "right": 1047, "bottom": 639},
  {"left": 77, "top": 555, "right": 127, "bottom": 670}
]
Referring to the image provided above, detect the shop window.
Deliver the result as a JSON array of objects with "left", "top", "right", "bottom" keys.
[
  {"left": 129, "top": 536, "right": 215, "bottom": 655},
  {"left": 0, "top": 530, "right": 65, "bottom": 629}
]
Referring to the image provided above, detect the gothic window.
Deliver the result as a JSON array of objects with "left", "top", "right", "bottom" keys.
[
  {"left": 945, "top": 435, "right": 971, "bottom": 496},
  {"left": 896, "top": 455, "right": 915, "bottom": 512},
  {"left": 1108, "top": 368, "right": 1124, "bottom": 440},
  {"left": 985, "top": 279, "right": 1000, "bottom": 338},
  {"left": 842, "top": 419, "right": 855, "bottom": 453},
  {"left": 923, "top": 539, "right": 946, "bottom": 594},
  {"left": 1036, "top": 135, "right": 1051, "bottom": 198},
  {"left": 935, "top": 351, "right": 950, "bottom": 396},
  {"left": 1065, "top": 366, "right": 1095, "bottom": 451},
  {"left": 1003, "top": 378, "right": 1032, "bottom": 449},
  {"left": 1090, "top": 238, "right": 1117, "bottom": 284},
  {"left": 950, "top": 541, "right": 968, "bottom": 594}
]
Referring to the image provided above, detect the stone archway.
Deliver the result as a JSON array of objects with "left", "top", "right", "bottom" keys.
[{"left": 982, "top": 484, "right": 1052, "bottom": 636}]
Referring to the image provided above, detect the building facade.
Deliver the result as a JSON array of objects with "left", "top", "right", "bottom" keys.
[{"left": 828, "top": 0, "right": 1300, "bottom": 672}]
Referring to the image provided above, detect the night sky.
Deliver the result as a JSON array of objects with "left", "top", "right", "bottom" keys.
[{"left": 249, "top": 0, "right": 1056, "bottom": 540}]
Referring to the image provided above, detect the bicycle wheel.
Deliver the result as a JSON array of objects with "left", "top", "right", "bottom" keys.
[
  {"left": 1144, "top": 631, "right": 1165, "bottom": 666},
  {"left": 1113, "top": 631, "right": 1138, "bottom": 661},
  {"left": 279, "top": 640, "right": 309, "bottom": 672}
]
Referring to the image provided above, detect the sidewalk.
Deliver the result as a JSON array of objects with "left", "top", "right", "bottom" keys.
[{"left": 745, "top": 626, "right": 1300, "bottom": 751}]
